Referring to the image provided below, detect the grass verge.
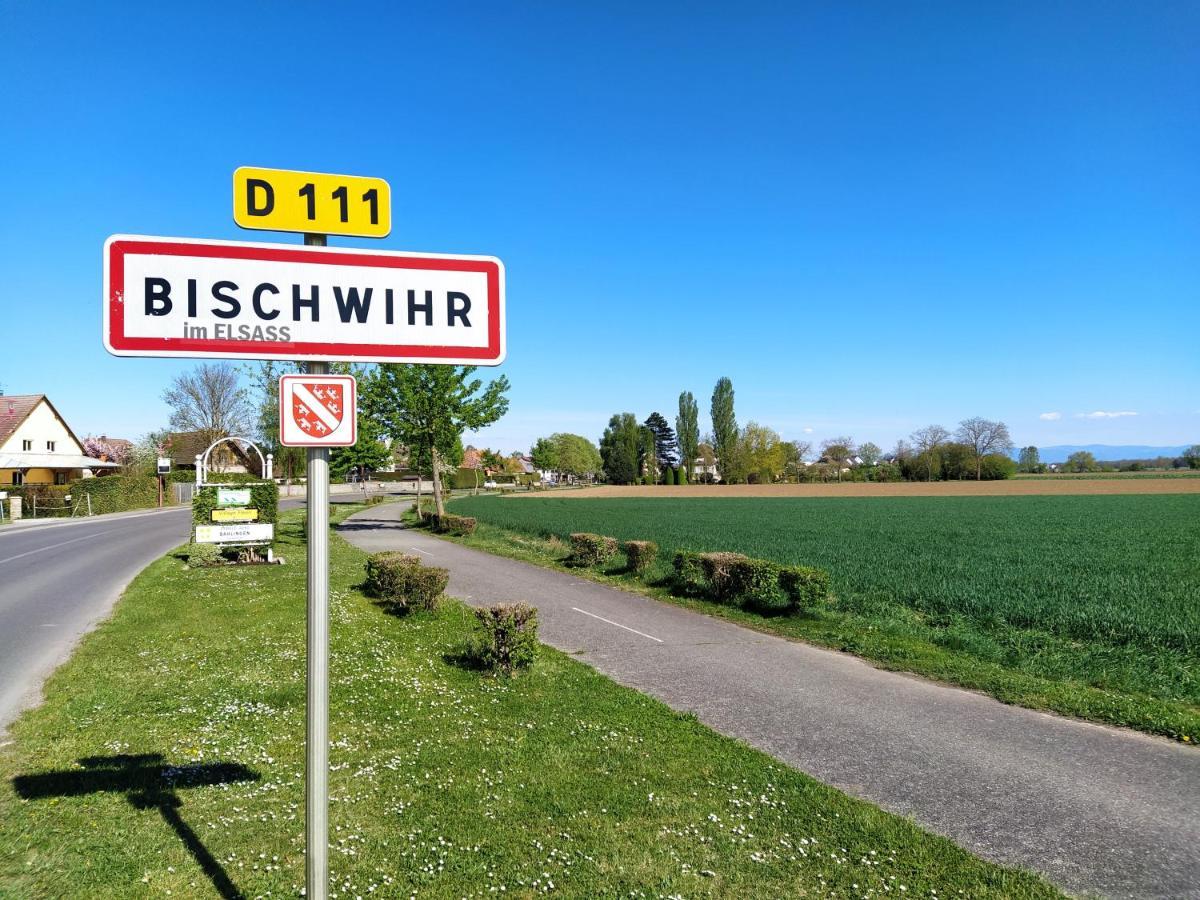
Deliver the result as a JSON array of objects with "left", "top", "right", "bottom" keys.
[
  {"left": 0, "top": 506, "right": 1058, "bottom": 898},
  {"left": 421, "top": 508, "right": 1200, "bottom": 744}
]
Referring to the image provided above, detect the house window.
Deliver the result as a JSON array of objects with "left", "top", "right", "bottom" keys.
[
  {"left": 46, "top": 441, "right": 55, "bottom": 452},
  {"left": 11, "top": 472, "right": 23, "bottom": 485},
  {"left": 55, "top": 472, "right": 67, "bottom": 485},
  {"left": 22, "top": 440, "right": 31, "bottom": 451}
]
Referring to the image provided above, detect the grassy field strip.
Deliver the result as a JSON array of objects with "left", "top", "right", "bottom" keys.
[
  {"left": 449, "top": 494, "right": 1200, "bottom": 742},
  {"left": 0, "top": 507, "right": 1059, "bottom": 898},
  {"left": 544, "top": 479, "right": 1200, "bottom": 497}
]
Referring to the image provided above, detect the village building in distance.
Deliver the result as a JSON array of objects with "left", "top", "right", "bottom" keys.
[{"left": 0, "top": 395, "right": 120, "bottom": 485}]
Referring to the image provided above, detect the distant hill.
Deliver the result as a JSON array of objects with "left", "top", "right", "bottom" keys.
[{"left": 1011, "top": 445, "right": 1190, "bottom": 464}]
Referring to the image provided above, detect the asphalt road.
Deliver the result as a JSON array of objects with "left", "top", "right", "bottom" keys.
[
  {"left": 340, "top": 502, "right": 1200, "bottom": 900},
  {"left": 0, "top": 489, "right": 402, "bottom": 735},
  {"left": 0, "top": 506, "right": 198, "bottom": 734}
]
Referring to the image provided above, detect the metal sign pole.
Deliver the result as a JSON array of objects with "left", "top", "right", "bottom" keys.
[{"left": 304, "top": 232, "right": 329, "bottom": 900}]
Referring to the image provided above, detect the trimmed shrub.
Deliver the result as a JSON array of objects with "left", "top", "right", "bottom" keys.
[
  {"left": 185, "top": 542, "right": 223, "bottom": 568},
  {"left": 72, "top": 475, "right": 159, "bottom": 515},
  {"left": 466, "top": 603, "right": 539, "bottom": 674},
  {"left": 623, "top": 539, "right": 658, "bottom": 575},
  {"left": 567, "top": 532, "right": 618, "bottom": 567},
  {"left": 192, "top": 479, "right": 279, "bottom": 527},
  {"left": 699, "top": 552, "right": 749, "bottom": 602},
  {"left": 364, "top": 552, "right": 449, "bottom": 612},
  {"left": 727, "top": 557, "right": 785, "bottom": 611},
  {"left": 672, "top": 550, "right": 707, "bottom": 596},
  {"left": 436, "top": 513, "right": 477, "bottom": 536},
  {"left": 779, "top": 565, "right": 831, "bottom": 613}
]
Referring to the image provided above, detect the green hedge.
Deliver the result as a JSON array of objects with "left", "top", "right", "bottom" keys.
[
  {"left": 672, "top": 549, "right": 831, "bottom": 615},
  {"left": 71, "top": 475, "right": 160, "bottom": 515},
  {"left": 192, "top": 478, "right": 279, "bottom": 527},
  {"left": 623, "top": 539, "right": 658, "bottom": 574},
  {"left": 567, "top": 532, "right": 618, "bottom": 567},
  {"left": 365, "top": 552, "right": 449, "bottom": 613}
]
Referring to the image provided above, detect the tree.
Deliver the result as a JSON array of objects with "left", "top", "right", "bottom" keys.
[
  {"left": 531, "top": 433, "right": 602, "bottom": 483},
  {"left": 530, "top": 436, "right": 558, "bottom": 477},
  {"left": 738, "top": 422, "right": 787, "bottom": 483},
  {"left": 676, "top": 391, "right": 700, "bottom": 482},
  {"left": 858, "top": 442, "right": 882, "bottom": 467},
  {"left": 710, "top": 377, "right": 738, "bottom": 483},
  {"left": 1018, "top": 446, "right": 1041, "bottom": 473},
  {"left": 242, "top": 360, "right": 306, "bottom": 485},
  {"left": 330, "top": 416, "right": 391, "bottom": 482},
  {"left": 820, "top": 437, "right": 855, "bottom": 483},
  {"left": 1183, "top": 445, "right": 1200, "bottom": 469},
  {"left": 638, "top": 425, "right": 658, "bottom": 483},
  {"left": 83, "top": 436, "right": 131, "bottom": 466},
  {"left": 643, "top": 412, "right": 678, "bottom": 477},
  {"left": 162, "top": 363, "right": 253, "bottom": 448},
  {"left": 599, "top": 413, "right": 640, "bottom": 484},
  {"left": 782, "top": 440, "right": 811, "bottom": 481},
  {"left": 956, "top": 417, "right": 1014, "bottom": 480},
  {"left": 361, "top": 364, "right": 509, "bottom": 518},
  {"left": 910, "top": 424, "right": 950, "bottom": 482},
  {"left": 1065, "top": 450, "right": 1098, "bottom": 473}
]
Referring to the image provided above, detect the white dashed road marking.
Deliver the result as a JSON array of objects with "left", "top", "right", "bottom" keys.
[
  {"left": 0, "top": 531, "right": 115, "bottom": 566},
  {"left": 571, "top": 607, "right": 664, "bottom": 643}
]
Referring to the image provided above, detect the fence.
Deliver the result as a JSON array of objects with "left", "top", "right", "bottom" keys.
[{"left": 24, "top": 492, "right": 92, "bottom": 519}]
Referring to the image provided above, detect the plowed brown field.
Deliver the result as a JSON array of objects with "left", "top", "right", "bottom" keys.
[{"left": 534, "top": 478, "right": 1200, "bottom": 498}]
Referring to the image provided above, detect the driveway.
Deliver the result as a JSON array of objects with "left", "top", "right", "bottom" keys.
[{"left": 339, "top": 501, "right": 1200, "bottom": 899}]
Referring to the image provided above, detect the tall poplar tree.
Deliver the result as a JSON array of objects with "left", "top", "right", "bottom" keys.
[
  {"left": 676, "top": 391, "right": 699, "bottom": 482},
  {"left": 710, "top": 377, "right": 738, "bottom": 482}
]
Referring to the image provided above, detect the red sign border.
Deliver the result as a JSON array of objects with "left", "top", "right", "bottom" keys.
[
  {"left": 278, "top": 374, "right": 359, "bottom": 448},
  {"left": 103, "top": 235, "right": 505, "bottom": 365}
]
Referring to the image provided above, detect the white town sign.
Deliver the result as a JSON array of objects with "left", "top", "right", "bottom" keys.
[{"left": 103, "top": 235, "right": 505, "bottom": 365}]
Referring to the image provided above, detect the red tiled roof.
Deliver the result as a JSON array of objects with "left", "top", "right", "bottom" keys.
[{"left": 0, "top": 395, "right": 45, "bottom": 448}]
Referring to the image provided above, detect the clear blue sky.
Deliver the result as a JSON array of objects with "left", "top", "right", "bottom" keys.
[{"left": 2, "top": 2, "right": 1196, "bottom": 454}]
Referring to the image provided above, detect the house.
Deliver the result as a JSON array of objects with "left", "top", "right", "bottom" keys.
[
  {"left": 162, "top": 431, "right": 263, "bottom": 476},
  {"left": 0, "top": 395, "right": 120, "bottom": 485}
]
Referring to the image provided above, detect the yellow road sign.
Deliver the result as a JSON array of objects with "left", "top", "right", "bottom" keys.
[
  {"left": 233, "top": 167, "right": 391, "bottom": 238},
  {"left": 212, "top": 507, "right": 259, "bottom": 523}
]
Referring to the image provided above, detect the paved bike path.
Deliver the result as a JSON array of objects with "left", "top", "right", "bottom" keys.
[{"left": 339, "top": 503, "right": 1200, "bottom": 899}]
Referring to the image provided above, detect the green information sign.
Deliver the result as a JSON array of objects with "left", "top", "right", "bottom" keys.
[{"left": 216, "top": 488, "right": 252, "bottom": 507}]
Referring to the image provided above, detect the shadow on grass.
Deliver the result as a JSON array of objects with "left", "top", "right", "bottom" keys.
[
  {"left": 12, "top": 753, "right": 260, "bottom": 900},
  {"left": 441, "top": 647, "right": 489, "bottom": 672}
]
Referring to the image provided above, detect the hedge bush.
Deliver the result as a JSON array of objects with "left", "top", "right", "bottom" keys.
[
  {"left": 185, "top": 542, "right": 224, "bottom": 568},
  {"left": 466, "top": 603, "right": 538, "bottom": 675},
  {"left": 672, "top": 549, "right": 831, "bottom": 614},
  {"left": 364, "top": 552, "right": 449, "bottom": 612},
  {"left": 436, "top": 513, "right": 477, "bottom": 536},
  {"left": 192, "top": 479, "right": 279, "bottom": 527},
  {"left": 779, "top": 565, "right": 831, "bottom": 612},
  {"left": 699, "top": 552, "right": 749, "bottom": 602},
  {"left": 567, "top": 532, "right": 618, "bottom": 567},
  {"left": 71, "top": 475, "right": 160, "bottom": 515},
  {"left": 672, "top": 550, "right": 707, "bottom": 596},
  {"left": 623, "top": 540, "right": 658, "bottom": 575},
  {"left": 727, "top": 557, "right": 785, "bottom": 611}
]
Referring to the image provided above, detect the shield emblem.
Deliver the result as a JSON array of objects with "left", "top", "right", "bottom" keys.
[{"left": 291, "top": 382, "right": 345, "bottom": 438}]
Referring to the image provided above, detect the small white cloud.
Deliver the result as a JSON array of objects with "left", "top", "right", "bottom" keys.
[
  {"left": 803, "top": 427, "right": 814, "bottom": 434},
  {"left": 1038, "top": 412, "right": 1062, "bottom": 421},
  {"left": 1075, "top": 410, "right": 1138, "bottom": 419}
]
